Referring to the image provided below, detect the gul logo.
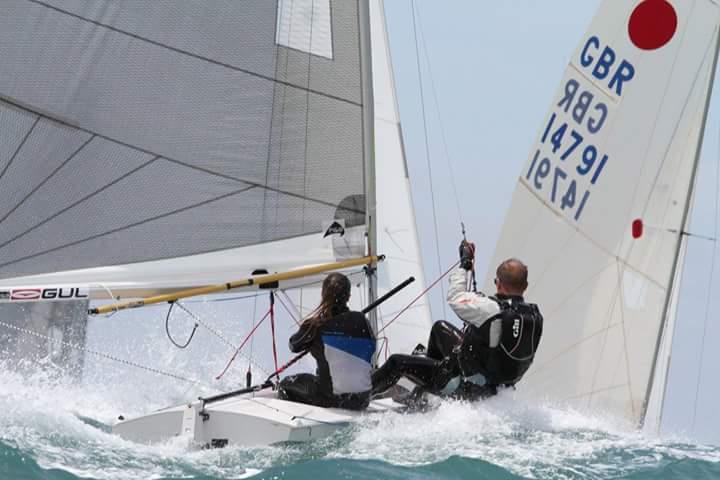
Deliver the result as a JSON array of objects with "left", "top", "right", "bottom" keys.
[
  {"left": 11, "top": 288, "right": 41, "bottom": 300},
  {"left": 323, "top": 221, "right": 345, "bottom": 238},
  {"left": 41, "top": 287, "right": 88, "bottom": 300},
  {"left": 512, "top": 319, "right": 521, "bottom": 338},
  {"left": 10, "top": 287, "right": 88, "bottom": 301}
]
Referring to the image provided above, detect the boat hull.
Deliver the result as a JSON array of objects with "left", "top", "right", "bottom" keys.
[{"left": 113, "top": 389, "right": 403, "bottom": 447}]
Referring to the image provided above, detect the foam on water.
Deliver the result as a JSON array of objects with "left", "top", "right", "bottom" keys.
[
  {"left": 1, "top": 359, "right": 719, "bottom": 480},
  {"left": 335, "top": 392, "right": 720, "bottom": 478},
  {"left": 1, "top": 300, "right": 719, "bottom": 479}
]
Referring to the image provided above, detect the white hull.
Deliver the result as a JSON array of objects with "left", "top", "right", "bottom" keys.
[{"left": 113, "top": 389, "right": 403, "bottom": 447}]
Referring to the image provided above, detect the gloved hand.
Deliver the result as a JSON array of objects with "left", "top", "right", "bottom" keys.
[{"left": 459, "top": 240, "right": 475, "bottom": 270}]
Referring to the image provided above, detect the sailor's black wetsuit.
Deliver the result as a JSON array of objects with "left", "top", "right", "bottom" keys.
[
  {"left": 278, "top": 306, "right": 375, "bottom": 410},
  {"left": 372, "top": 268, "right": 543, "bottom": 400}
]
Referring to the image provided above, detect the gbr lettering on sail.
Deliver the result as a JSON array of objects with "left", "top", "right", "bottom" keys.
[{"left": 524, "top": 35, "right": 634, "bottom": 222}]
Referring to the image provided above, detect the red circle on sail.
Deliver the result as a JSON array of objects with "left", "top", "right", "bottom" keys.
[{"left": 628, "top": 0, "right": 677, "bottom": 50}]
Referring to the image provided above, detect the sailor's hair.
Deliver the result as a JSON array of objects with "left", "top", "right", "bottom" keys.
[
  {"left": 307, "top": 272, "right": 351, "bottom": 325},
  {"left": 496, "top": 258, "right": 528, "bottom": 292}
]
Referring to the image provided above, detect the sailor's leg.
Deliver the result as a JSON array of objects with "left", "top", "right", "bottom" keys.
[
  {"left": 278, "top": 373, "right": 331, "bottom": 407},
  {"left": 372, "top": 354, "right": 441, "bottom": 394},
  {"left": 452, "top": 381, "right": 498, "bottom": 401},
  {"left": 426, "top": 321, "right": 463, "bottom": 360}
]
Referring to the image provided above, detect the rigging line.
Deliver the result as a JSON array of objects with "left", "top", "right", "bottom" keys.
[
  {"left": 411, "top": 0, "right": 447, "bottom": 320},
  {"left": 249, "top": 290, "right": 259, "bottom": 373},
  {"left": 0, "top": 134, "right": 95, "bottom": 228},
  {"left": 184, "top": 292, "right": 266, "bottom": 304},
  {"left": 269, "top": 292, "right": 280, "bottom": 378},
  {"left": 215, "top": 308, "right": 272, "bottom": 380},
  {"left": 104, "top": 291, "right": 266, "bottom": 307},
  {"left": 0, "top": 97, "right": 366, "bottom": 217},
  {"left": 678, "top": 230, "right": 716, "bottom": 241},
  {"left": 172, "top": 301, "right": 270, "bottom": 377},
  {"left": 275, "top": 292, "right": 302, "bottom": 326},
  {"left": 691, "top": 126, "right": 720, "bottom": 430},
  {"left": 415, "top": 7, "right": 463, "bottom": 224},
  {"left": 25, "top": 0, "right": 362, "bottom": 109},
  {"left": 0, "top": 184, "right": 257, "bottom": 269},
  {"left": 279, "top": 290, "right": 304, "bottom": 321},
  {"left": 0, "top": 115, "right": 40, "bottom": 184},
  {"left": 165, "top": 302, "right": 198, "bottom": 349},
  {"left": 378, "top": 260, "right": 459, "bottom": 335},
  {"left": 0, "top": 318, "right": 205, "bottom": 385}
]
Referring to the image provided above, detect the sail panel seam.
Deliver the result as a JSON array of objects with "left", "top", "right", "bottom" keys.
[
  {"left": 0, "top": 115, "right": 40, "bottom": 184},
  {"left": 0, "top": 184, "right": 256, "bottom": 270},
  {"left": 518, "top": 178, "right": 665, "bottom": 290},
  {"left": 615, "top": 260, "right": 637, "bottom": 418},
  {"left": 587, "top": 265, "right": 624, "bottom": 406},
  {"left": 0, "top": 96, "right": 366, "bottom": 216},
  {"left": 0, "top": 156, "right": 160, "bottom": 253},
  {"left": 24, "top": 0, "right": 362, "bottom": 109},
  {"left": 0, "top": 134, "right": 95, "bottom": 228}
]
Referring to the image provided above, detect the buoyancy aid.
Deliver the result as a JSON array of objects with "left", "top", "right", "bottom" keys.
[{"left": 457, "top": 296, "right": 543, "bottom": 386}]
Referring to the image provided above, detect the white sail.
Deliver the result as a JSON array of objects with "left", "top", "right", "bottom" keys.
[
  {"left": 370, "top": 0, "right": 433, "bottom": 354},
  {"left": 643, "top": 233, "right": 690, "bottom": 433},
  {"left": 487, "top": 0, "right": 720, "bottom": 423},
  {"left": 256, "top": 0, "right": 432, "bottom": 359}
]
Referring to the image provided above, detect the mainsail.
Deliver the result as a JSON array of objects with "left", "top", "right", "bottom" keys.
[
  {"left": 0, "top": 0, "right": 368, "bottom": 293},
  {"left": 488, "top": 0, "right": 720, "bottom": 424},
  {"left": 0, "top": 1, "right": 430, "bottom": 369}
]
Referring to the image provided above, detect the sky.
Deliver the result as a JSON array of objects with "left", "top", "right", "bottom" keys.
[{"left": 382, "top": 0, "right": 720, "bottom": 444}]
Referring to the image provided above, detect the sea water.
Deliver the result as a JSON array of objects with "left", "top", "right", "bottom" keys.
[
  {"left": 2, "top": 361, "right": 720, "bottom": 480},
  {"left": 2, "top": 303, "right": 719, "bottom": 480}
]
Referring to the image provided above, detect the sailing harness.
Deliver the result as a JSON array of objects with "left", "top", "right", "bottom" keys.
[{"left": 458, "top": 296, "right": 543, "bottom": 386}]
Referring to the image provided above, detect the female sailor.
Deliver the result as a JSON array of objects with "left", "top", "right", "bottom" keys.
[{"left": 278, "top": 272, "right": 376, "bottom": 410}]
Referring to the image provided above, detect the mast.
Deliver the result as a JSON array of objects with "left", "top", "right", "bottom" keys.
[
  {"left": 359, "top": 0, "right": 379, "bottom": 337},
  {"left": 641, "top": 25, "right": 720, "bottom": 427}
]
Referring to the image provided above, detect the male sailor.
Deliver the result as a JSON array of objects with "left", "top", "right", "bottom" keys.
[{"left": 372, "top": 241, "right": 544, "bottom": 400}]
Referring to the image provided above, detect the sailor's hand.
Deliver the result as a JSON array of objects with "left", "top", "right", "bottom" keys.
[{"left": 459, "top": 240, "right": 475, "bottom": 270}]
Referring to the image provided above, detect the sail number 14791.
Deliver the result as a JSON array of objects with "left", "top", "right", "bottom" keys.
[{"left": 526, "top": 111, "right": 609, "bottom": 221}]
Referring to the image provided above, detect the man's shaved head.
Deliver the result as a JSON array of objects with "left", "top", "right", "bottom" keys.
[{"left": 496, "top": 258, "right": 528, "bottom": 294}]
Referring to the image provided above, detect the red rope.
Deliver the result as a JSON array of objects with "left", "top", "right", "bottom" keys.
[
  {"left": 269, "top": 292, "right": 280, "bottom": 379},
  {"left": 377, "top": 260, "right": 459, "bottom": 336},
  {"left": 215, "top": 308, "right": 271, "bottom": 380},
  {"left": 267, "top": 349, "right": 310, "bottom": 381}
]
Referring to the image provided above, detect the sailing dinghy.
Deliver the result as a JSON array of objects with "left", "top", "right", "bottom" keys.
[{"left": 0, "top": 0, "right": 432, "bottom": 446}]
